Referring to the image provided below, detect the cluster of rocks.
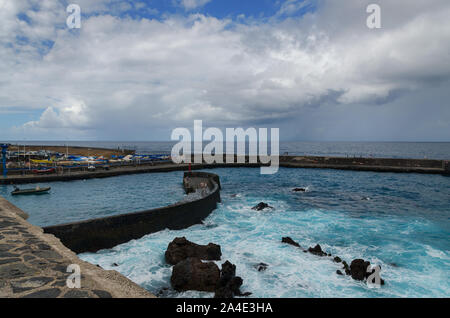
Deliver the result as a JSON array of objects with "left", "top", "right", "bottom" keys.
[
  {"left": 281, "top": 237, "right": 385, "bottom": 286},
  {"left": 166, "top": 237, "right": 251, "bottom": 298}
]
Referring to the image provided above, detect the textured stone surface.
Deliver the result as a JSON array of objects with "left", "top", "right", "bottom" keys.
[
  {"left": 171, "top": 258, "right": 220, "bottom": 292},
  {"left": 165, "top": 237, "right": 222, "bottom": 265},
  {"left": 22, "top": 288, "right": 61, "bottom": 298},
  {"left": 0, "top": 196, "right": 154, "bottom": 298}
]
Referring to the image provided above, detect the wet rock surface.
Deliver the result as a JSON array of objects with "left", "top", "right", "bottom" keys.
[
  {"left": 215, "top": 261, "right": 251, "bottom": 298},
  {"left": 254, "top": 263, "right": 269, "bottom": 272},
  {"left": 308, "top": 244, "right": 328, "bottom": 257},
  {"left": 166, "top": 239, "right": 250, "bottom": 298},
  {"left": 171, "top": 257, "right": 220, "bottom": 292},
  {"left": 165, "top": 237, "right": 222, "bottom": 265},
  {"left": 282, "top": 237, "right": 302, "bottom": 248},
  {"left": 252, "top": 202, "right": 273, "bottom": 211}
]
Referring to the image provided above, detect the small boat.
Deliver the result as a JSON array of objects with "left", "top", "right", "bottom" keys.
[
  {"left": 11, "top": 186, "right": 51, "bottom": 196},
  {"left": 32, "top": 168, "right": 55, "bottom": 174}
]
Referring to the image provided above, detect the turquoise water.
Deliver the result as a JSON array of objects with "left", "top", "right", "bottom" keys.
[
  {"left": 2, "top": 167, "right": 449, "bottom": 297},
  {"left": 74, "top": 168, "right": 449, "bottom": 298},
  {"left": 0, "top": 172, "right": 186, "bottom": 226}
]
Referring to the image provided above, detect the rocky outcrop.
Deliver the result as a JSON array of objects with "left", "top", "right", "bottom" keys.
[
  {"left": 165, "top": 237, "right": 222, "bottom": 265},
  {"left": 282, "top": 237, "right": 302, "bottom": 248},
  {"left": 308, "top": 244, "right": 329, "bottom": 257},
  {"left": 214, "top": 261, "right": 251, "bottom": 298},
  {"left": 252, "top": 202, "right": 272, "bottom": 211},
  {"left": 171, "top": 258, "right": 220, "bottom": 292},
  {"left": 166, "top": 238, "right": 250, "bottom": 297},
  {"left": 349, "top": 259, "right": 371, "bottom": 281},
  {"left": 254, "top": 263, "right": 268, "bottom": 272},
  {"left": 333, "top": 258, "right": 385, "bottom": 285},
  {"left": 278, "top": 235, "right": 385, "bottom": 286}
]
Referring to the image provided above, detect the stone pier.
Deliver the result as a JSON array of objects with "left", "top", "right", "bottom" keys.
[{"left": 0, "top": 196, "right": 154, "bottom": 298}]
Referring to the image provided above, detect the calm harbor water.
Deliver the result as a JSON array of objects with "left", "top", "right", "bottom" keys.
[
  {"left": 0, "top": 172, "right": 186, "bottom": 227},
  {"left": 6, "top": 141, "right": 450, "bottom": 160},
  {"left": 2, "top": 166, "right": 448, "bottom": 297}
]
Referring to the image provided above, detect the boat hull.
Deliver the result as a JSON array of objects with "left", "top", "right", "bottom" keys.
[{"left": 11, "top": 187, "right": 51, "bottom": 195}]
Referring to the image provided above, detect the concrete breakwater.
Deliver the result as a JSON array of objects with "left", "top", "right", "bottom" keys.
[
  {"left": 43, "top": 172, "right": 221, "bottom": 254},
  {"left": 0, "top": 196, "right": 153, "bottom": 298},
  {"left": 1, "top": 156, "right": 448, "bottom": 185}
]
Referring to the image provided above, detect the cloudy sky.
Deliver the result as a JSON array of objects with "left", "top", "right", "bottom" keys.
[{"left": 0, "top": 0, "right": 449, "bottom": 141}]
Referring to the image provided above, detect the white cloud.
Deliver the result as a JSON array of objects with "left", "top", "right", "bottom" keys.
[
  {"left": 177, "top": 0, "right": 212, "bottom": 11},
  {"left": 1, "top": 0, "right": 450, "bottom": 140}
]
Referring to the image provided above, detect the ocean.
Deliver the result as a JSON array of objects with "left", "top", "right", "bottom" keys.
[
  {"left": 5, "top": 141, "right": 450, "bottom": 160},
  {"left": 3, "top": 166, "right": 449, "bottom": 298}
]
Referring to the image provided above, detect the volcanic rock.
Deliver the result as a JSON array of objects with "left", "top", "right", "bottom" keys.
[
  {"left": 282, "top": 237, "right": 301, "bottom": 248},
  {"left": 165, "top": 237, "right": 221, "bottom": 265},
  {"left": 252, "top": 202, "right": 272, "bottom": 211},
  {"left": 308, "top": 244, "right": 328, "bottom": 257},
  {"left": 254, "top": 263, "right": 269, "bottom": 272},
  {"left": 349, "top": 259, "right": 371, "bottom": 281},
  {"left": 214, "top": 261, "right": 251, "bottom": 298},
  {"left": 171, "top": 258, "right": 220, "bottom": 292}
]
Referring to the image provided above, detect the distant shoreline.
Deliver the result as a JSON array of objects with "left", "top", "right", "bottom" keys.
[{"left": 3, "top": 141, "right": 450, "bottom": 161}]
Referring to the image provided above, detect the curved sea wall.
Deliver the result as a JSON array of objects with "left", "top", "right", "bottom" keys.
[{"left": 43, "top": 172, "right": 221, "bottom": 254}]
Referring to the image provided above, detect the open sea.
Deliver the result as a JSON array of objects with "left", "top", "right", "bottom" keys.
[{"left": 2, "top": 164, "right": 449, "bottom": 298}]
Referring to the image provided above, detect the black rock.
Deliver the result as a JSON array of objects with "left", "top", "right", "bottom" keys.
[
  {"left": 165, "top": 237, "right": 222, "bottom": 265},
  {"left": 293, "top": 188, "right": 306, "bottom": 192},
  {"left": 308, "top": 244, "right": 328, "bottom": 257},
  {"left": 336, "top": 270, "right": 344, "bottom": 276},
  {"left": 282, "top": 237, "right": 301, "bottom": 248},
  {"left": 252, "top": 202, "right": 273, "bottom": 211},
  {"left": 333, "top": 257, "right": 342, "bottom": 263},
  {"left": 171, "top": 258, "right": 220, "bottom": 292},
  {"left": 214, "top": 261, "right": 250, "bottom": 299},
  {"left": 349, "top": 259, "right": 371, "bottom": 281},
  {"left": 255, "top": 263, "right": 269, "bottom": 272}
]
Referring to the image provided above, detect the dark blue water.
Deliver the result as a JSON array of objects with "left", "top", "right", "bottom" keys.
[{"left": 5, "top": 141, "right": 450, "bottom": 159}]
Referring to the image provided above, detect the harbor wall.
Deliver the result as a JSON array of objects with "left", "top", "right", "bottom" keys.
[
  {"left": 1, "top": 156, "right": 449, "bottom": 185},
  {"left": 43, "top": 172, "right": 221, "bottom": 254}
]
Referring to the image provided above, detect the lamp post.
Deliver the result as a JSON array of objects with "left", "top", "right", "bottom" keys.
[{"left": 1, "top": 144, "right": 9, "bottom": 178}]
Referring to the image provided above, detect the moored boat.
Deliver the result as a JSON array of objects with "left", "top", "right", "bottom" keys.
[{"left": 11, "top": 186, "right": 51, "bottom": 195}]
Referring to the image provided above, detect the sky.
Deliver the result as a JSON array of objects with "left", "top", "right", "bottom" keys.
[{"left": 0, "top": 0, "right": 449, "bottom": 141}]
